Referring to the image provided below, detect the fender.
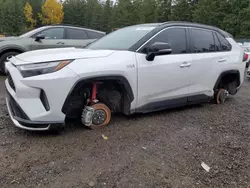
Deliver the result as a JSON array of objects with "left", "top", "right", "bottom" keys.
[{"left": 213, "top": 70, "right": 240, "bottom": 90}]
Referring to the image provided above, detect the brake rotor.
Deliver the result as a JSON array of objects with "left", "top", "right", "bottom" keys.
[{"left": 90, "top": 103, "right": 111, "bottom": 129}]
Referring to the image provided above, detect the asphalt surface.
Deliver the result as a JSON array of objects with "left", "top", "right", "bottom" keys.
[{"left": 0, "top": 75, "right": 250, "bottom": 188}]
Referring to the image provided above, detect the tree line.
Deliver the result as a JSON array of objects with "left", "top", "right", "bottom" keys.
[{"left": 0, "top": 0, "right": 250, "bottom": 38}]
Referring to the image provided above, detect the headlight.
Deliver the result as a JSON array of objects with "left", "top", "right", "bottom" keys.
[{"left": 17, "top": 60, "right": 73, "bottom": 78}]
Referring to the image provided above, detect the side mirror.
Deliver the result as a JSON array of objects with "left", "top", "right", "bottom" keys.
[
  {"left": 146, "top": 42, "right": 172, "bottom": 61},
  {"left": 35, "top": 34, "right": 45, "bottom": 42}
]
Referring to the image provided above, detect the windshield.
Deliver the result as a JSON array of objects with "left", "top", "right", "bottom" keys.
[{"left": 87, "top": 25, "right": 156, "bottom": 50}]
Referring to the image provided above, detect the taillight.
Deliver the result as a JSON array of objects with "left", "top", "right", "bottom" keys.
[{"left": 243, "top": 53, "right": 249, "bottom": 62}]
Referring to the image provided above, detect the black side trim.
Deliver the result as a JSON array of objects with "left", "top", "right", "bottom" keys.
[
  {"left": 213, "top": 70, "right": 240, "bottom": 90},
  {"left": 136, "top": 94, "right": 211, "bottom": 114},
  {"left": 62, "top": 75, "right": 134, "bottom": 114}
]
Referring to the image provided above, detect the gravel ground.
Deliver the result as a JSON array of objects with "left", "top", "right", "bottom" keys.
[{"left": 0, "top": 75, "right": 250, "bottom": 188}]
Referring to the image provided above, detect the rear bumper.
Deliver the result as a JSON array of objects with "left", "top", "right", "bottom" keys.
[{"left": 6, "top": 94, "right": 63, "bottom": 131}]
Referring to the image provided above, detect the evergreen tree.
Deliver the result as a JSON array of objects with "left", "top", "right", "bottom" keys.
[
  {"left": 84, "top": 0, "right": 103, "bottom": 30},
  {"left": 29, "top": 0, "right": 44, "bottom": 27},
  {"left": 114, "top": 0, "right": 133, "bottom": 27},
  {"left": 0, "top": 0, "right": 26, "bottom": 36},
  {"left": 171, "top": 0, "right": 194, "bottom": 21},
  {"left": 157, "top": 0, "right": 172, "bottom": 22},
  {"left": 63, "top": 0, "right": 86, "bottom": 26},
  {"left": 102, "top": 0, "right": 113, "bottom": 32}
]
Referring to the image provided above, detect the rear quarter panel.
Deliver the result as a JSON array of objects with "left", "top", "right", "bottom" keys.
[{"left": 226, "top": 38, "right": 245, "bottom": 86}]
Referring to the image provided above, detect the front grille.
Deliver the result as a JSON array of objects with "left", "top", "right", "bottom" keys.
[
  {"left": 7, "top": 73, "right": 15, "bottom": 91},
  {"left": 7, "top": 91, "right": 29, "bottom": 120}
]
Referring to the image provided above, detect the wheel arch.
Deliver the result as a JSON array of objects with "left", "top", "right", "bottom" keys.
[
  {"left": 213, "top": 70, "right": 241, "bottom": 91},
  {"left": 0, "top": 46, "right": 26, "bottom": 57},
  {"left": 62, "top": 75, "right": 135, "bottom": 116}
]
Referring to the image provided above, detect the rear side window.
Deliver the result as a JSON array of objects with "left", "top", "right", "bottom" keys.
[
  {"left": 142, "top": 27, "right": 187, "bottom": 54},
  {"left": 191, "top": 28, "right": 215, "bottom": 53},
  {"left": 215, "top": 32, "right": 232, "bottom": 51},
  {"left": 86, "top": 31, "right": 105, "bottom": 39},
  {"left": 67, "top": 28, "right": 88, "bottom": 39}
]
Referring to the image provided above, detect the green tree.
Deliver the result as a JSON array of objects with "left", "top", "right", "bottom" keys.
[
  {"left": 131, "top": 0, "right": 145, "bottom": 24},
  {"left": 238, "top": 7, "right": 250, "bottom": 37},
  {"left": 114, "top": 0, "right": 133, "bottom": 27},
  {"left": 63, "top": 0, "right": 86, "bottom": 26},
  {"left": 142, "top": 0, "right": 158, "bottom": 23},
  {"left": 156, "top": 0, "right": 172, "bottom": 22},
  {"left": 29, "top": 0, "right": 44, "bottom": 27},
  {"left": 171, "top": 0, "right": 195, "bottom": 21},
  {"left": 0, "top": 0, "right": 26, "bottom": 36},
  {"left": 192, "top": 0, "right": 231, "bottom": 28},
  {"left": 84, "top": 0, "right": 103, "bottom": 30},
  {"left": 101, "top": 0, "right": 113, "bottom": 32}
]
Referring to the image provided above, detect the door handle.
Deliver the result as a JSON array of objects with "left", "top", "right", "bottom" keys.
[
  {"left": 57, "top": 42, "right": 65, "bottom": 45},
  {"left": 180, "top": 62, "right": 191, "bottom": 68},
  {"left": 218, "top": 58, "right": 227, "bottom": 63}
]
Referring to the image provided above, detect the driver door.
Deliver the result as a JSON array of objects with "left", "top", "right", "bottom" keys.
[
  {"left": 136, "top": 27, "right": 192, "bottom": 112},
  {"left": 30, "top": 27, "right": 66, "bottom": 50}
]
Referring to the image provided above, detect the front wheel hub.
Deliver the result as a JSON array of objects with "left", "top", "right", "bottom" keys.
[
  {"left": 86, "top": 103, "right": 111, "bottom": 129},
  {"left": 92, "top": 109, "right": 107, "bottom": 125}
]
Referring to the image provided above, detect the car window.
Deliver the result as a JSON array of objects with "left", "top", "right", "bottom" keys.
[
  {"left": 38, "top": 28, "right": 64, "bottom": 39},
  {"left": 191, "top": 28, "right": 215, "bottom": 53},
  {"left": 216, "top": 32, "right": 232, "bottom": 51},
  {"left": 142, "top": 28, "right": 187, "bottom": 54},
  {"left": 67, "top": 28, "right": 88, "bottom": 39},
  {"left": 86, "top": 31, "right": 104, "bottom": 39}
]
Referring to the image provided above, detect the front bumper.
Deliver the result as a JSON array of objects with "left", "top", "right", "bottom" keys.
[
  {"left": 5, "top": 61, "right": 79, "bottom": 131},
  {"left": 6, "top": 94, "right": 60, "bottom": 131}
]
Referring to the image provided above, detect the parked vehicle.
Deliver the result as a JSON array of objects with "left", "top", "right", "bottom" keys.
[
  {"left": 5, "top": 22, "right": 247, "bottom": 131},
  {"left": 0, "top": 25, "right": 105, "bottom": 73},
  {"left": 241, "top": 45, "right": 250, "bottom": 68}
]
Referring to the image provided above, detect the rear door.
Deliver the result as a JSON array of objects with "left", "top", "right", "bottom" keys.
[
  {"left": 30, "top": 27, "right": 66, "bottom": 50},
  {"left": 188, "top": 27, "right": 232, "bottom": 99},
  {"left": 65, "top": 28, "right": 96, "bottom": 48}
]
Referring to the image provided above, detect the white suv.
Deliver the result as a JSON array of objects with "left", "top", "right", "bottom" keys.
[{"left": 5, "top": 22, "right": 247, "bottom": 131}]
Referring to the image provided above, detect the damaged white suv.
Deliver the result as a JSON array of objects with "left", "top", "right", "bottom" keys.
[{"left": 5, "top": 22, "right": 247, "bottom": 131}]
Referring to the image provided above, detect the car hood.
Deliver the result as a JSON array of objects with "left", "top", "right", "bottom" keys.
[
  {"left": 0, "top": 36, "right": 19, "bottom": 42},
  {"left": 12, "top": 48, "right": 116, "bottom": 65}
]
